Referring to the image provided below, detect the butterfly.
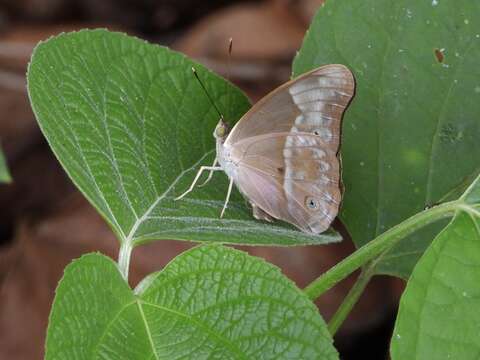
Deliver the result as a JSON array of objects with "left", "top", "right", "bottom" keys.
[{"left": 176, "top": 64, "right": 355, "bottom": 234}]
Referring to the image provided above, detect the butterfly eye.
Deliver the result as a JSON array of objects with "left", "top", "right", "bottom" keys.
[
  {"left": 305, "top": 196, "right": 319, "bottom": 210},
  {"left": 215, "top": 125, "right": 226, "bottom": 138}
]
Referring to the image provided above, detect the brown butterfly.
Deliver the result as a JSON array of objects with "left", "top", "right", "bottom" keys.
[{"left": 176, "top": 64, "right": 355, "bottom": 234}]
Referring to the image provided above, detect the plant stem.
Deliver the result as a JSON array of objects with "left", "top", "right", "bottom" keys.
[
  {"left": 304, "top": 201, "right": 458, "bottom": 301},
  {"left": 327, "top": 264, "right": 375, "bottom": 335},
  {"left": 118, "top": 241, "right": 133, "bottom": 281}
]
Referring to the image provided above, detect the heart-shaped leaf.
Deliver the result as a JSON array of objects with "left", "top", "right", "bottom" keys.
[
  {"left": 0, "top": 146, "right": 11, "bottom": 183},
  {"left": 46, "top": 245, "right": 338, "bottom": 359},
  {"left": 293, "top": 0, "right": 480, "bottom": 277},
  {"left": 391, "top": 175, "right": 480, "bottom": 359},
  {"left": 27, "top": 29, "right": 340, "bottom": 246}
]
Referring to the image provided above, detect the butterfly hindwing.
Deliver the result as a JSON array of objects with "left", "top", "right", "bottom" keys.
[{"left": 231, "top": 132, "right": 341, "bottom": 233}]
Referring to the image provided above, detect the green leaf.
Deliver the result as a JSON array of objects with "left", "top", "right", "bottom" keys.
[
  {"left": 293, "top": 0, "right": 480, "bottom": 277},
  {"left": 0, "top": 146, "right": 11, "bottom": 183},
  {"left": 391, "top": 175, "right": 480, "bottom": 359},
  {"left": 27, "top": 29, "right": 339, "bottom": 247},
  {"left": 46, "top": 245, "right": 338, "bottom": 359}
]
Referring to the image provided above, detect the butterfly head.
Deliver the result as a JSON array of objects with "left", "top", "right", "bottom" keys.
[{"left": 213, "top": 118, "right": 229, "bottom": 141}]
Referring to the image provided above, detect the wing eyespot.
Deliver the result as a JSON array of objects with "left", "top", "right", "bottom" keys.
[
  {"left": 311, "top": 128, "right": 333, "bottom": 142},
  {"left": 305, "top": 196, "right": 320, "bottom": 211}
]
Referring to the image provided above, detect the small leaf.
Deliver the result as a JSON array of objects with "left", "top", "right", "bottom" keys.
[
  {"left": 46, "top": 246, "right": 338, "bottom": 359},
  {"left": 0, "top": 146, "right": 11, "bottom": 183},
  {"left": 391, "top": 175, "right": 480, "bottom": 359},
  {"left": 27, "top": 29, "right": 339, "bottom": 246},
  {"left": 293, "top": 0, "right": 480, "bottom": 277}
]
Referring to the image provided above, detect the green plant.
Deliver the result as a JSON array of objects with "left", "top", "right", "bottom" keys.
[
  {"left": 0, "top": 146, "right": 11, "bottom": 183},
  {"left": 27, "top": 0, "right": 480, "bottom": 358}
]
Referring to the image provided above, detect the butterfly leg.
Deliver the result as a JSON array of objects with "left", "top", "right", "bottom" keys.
[
  {"left": 175, "top": 166, "right": 222, "bottom": 200},
  {"left": 220, "top": 177, "right": 234, "bottom": 218},
  {"left": 198, "top": 157, "right": 218, "bottom": 187},
  {"left": 251, "top": 203, "right": 274, "bottom": 223}
]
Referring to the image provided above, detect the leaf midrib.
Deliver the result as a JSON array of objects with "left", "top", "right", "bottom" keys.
[
  {"left": 124, "top": 150, "right": 215, "bottom": 244},
  {"left": 424, "top": 38, "right": 479, "bottom": 204},
  {"left": 39, "top": 39, "right": 226, "bottom": 246},
  {"left": 138, "top": 300, "right": 247, "bottom": 359},
  {"left": 92, "top": 298, "right": 247, "bottom": 359},
  {"left": 137, "top": 301, "right": 160, "bottom": 360},
  {"left": 410, "top": 208, "right": 480, "bottom": 360},
  {"left": 458, "top": 204, "right": 480, "bottom": 219}
]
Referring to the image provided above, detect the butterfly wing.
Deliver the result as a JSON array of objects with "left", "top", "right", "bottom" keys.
[
  {"left": 225, "top": 64, "right": 354, "bottom": 148},
  {"left": 225, "top": 64, "right": 354, "bottom": 233},
  {"left": 230, "top": 132, "right": 341, "bottom": 233}
]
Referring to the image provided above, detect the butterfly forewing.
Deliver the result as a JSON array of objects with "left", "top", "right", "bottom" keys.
[
  {"left": 226, "top": 65, "right": 354, "bottom": 147},
  {"left": 224, "top": 64, "right": 354, "bottom": 234}
]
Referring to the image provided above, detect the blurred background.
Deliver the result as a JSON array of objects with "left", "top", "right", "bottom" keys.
[{"left": 0, "top": 0, "right": 403, "bottom": 358}]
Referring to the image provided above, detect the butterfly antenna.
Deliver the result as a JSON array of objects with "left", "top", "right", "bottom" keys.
[
  {"left": 191, "top": 66, "right": 224, "bottom": 121},
  {"left": 227, "top": 38, "right": 233, "bottom": 82},
  {"left": 226, "top": 37, "right": 233, "bottom": 121}
]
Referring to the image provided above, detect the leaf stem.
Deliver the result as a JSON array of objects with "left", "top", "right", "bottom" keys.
[
  {"left": 118, "top": 241, "right": 133, "bottom": 281},
  {"left": 327, "top": 263, "right": 375, "bottom": 335},
  {"left": 304, "top": 201, "right": 458, "bottom": 301}
]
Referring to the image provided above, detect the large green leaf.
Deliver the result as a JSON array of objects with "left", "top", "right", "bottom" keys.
[
  {"left": 0, "top": 146, "right": 11, "bottom": 183},
  {"left": 293, "top": 0, "right": 480, "bottom": 277},
  {"left": 46, "top": 245, "right": 338, "bottom": 359},
  {"left": 27, "top": 29, "right": 339, "bottom": 246},
  {"left": 391, "top": 175, "right": 480, "bottom": 359}
]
